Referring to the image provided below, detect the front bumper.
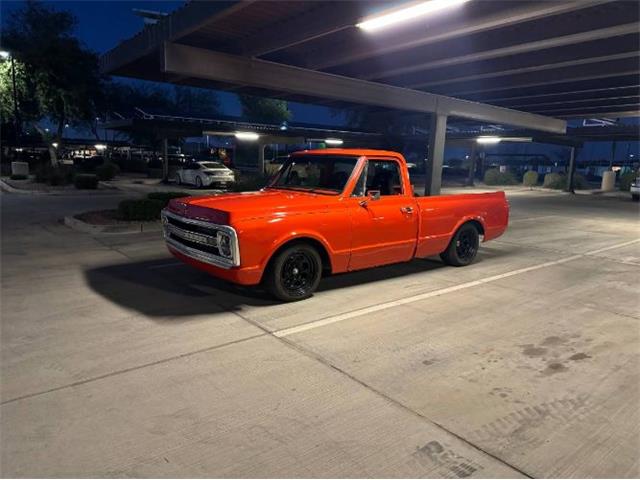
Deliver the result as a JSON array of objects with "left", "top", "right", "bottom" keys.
[{"left": 630, "top": 184, "right": 640, "bottom": 195}]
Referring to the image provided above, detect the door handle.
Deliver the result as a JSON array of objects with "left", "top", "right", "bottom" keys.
[{"left": 400, "top": 206, "right": 414, "bottom": 214}]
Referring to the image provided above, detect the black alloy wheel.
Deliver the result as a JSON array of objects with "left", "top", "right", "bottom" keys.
[
  {"left": 266, "top": 244, "right": 322, "bottom": 302},
  {"left": 440, "top": 223, "right": 480, "bottom": 267}
]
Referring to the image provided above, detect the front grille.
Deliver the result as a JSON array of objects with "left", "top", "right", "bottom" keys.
[{"left": 161, "top": 210, "right": 240, "bottom": 269}]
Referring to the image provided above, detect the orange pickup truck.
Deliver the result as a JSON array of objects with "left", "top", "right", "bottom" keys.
[{"left": 162, "top": 149, "right": 509, "bottom": 301}]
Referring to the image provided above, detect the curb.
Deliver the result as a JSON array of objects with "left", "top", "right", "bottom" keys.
[
  {"left": 64, "top": 215, "right": 162, "bottom": 235},
  {"left": 0, "top": 178, "right": 120, "bottom": 196}
]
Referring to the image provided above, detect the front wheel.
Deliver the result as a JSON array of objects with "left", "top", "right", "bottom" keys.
[
  {"left": 440, "top": 223, "right": 480, "bottom": 267},
  {"left": 195, "top": 176, "right": 203, "bottom": 188},
  {"left": 265, "top": 244, "right": 322, "bottom": 302}
]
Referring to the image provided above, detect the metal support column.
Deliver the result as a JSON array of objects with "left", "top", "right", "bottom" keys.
[
  {"left": 424, "top": 113, "right": 447, "bottom": 196},
  {"left": 162, "top": 138, "right": 169, "bottom": 184},
  {"left": 466, "top": 140, "right": 477, "bottom": 186},
  {"left": 258, "top": 143, "right": 266, "bottom": 175},
  {"left": 565, "top": 146, "right": 577, "bottom": 193}
]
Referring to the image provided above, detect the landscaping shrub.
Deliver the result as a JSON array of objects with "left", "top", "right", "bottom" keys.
[
  {"left": 147, "top": 191, "right": 191, "bottom": 206},
  {"left": 118, "top": 199, "right": 164, "bottom": 221},
  {"left": 543, "top": 172, "right": 565, "bottom": 189},
  {"left": 35, "top": 164, "right": 74, "bottom": 186},
  {"left": 619, "top": 171, "right": 638, "bottom": 191},
  {"left": 483, "top": 168, "right": 518, "bottom": 186},
  {"left": 96, "top": 162, "right": 120, "bottom": 181},
  {"left": 572, "top": 173, "right": 589, "bottom": 190},
  {"left": 74, "top": 174, "right": 99, "bottom": 190},
  {"left": 10, "top": 174, "right": 28, "bottom": 180},
  {"left": 522, "top": 170, "right": 538, "bottom": 187}
]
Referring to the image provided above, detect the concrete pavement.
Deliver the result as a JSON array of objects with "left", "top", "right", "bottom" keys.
[{"left": 1, "top": 188, "right": 639, "bottom": 477}]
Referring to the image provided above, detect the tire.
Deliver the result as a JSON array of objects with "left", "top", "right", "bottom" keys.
[
  {"left": 176, "top": 174, "right": 182, "bottom": 185},
  {"left": 265, "top": 244, "right": 322, "bottom": 302},
  {"left": 632, "top": 194, "right": 639, "bottom": 202},
  {"left": 440, "top": 223, "right": 480, "bottom": 267},
  {"left": 195, "top": 176, "right": 203, "bottom": 188}
]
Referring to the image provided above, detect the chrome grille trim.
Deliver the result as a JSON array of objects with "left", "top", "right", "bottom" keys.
[{"left": 161, "top": 209, "right": 240, "bottom": 269}]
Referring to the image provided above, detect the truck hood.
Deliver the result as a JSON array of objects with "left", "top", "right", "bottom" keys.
[{"left": 167, "top": 189, "right": 337, "bottom": 224}]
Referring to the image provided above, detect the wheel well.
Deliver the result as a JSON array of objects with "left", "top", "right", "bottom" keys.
[
  {"left": 464, "top": 220, "right": 485, "bottom": 237},
  {"left": 266, "top": 238, "right": 332, "bottom": 276}
]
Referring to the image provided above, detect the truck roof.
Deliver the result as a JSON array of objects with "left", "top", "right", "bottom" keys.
[{"left": 291, "top": 148, "right": 406, "bottom": 162}]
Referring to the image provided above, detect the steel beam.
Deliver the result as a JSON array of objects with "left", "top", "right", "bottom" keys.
[
  {"left": 161, "top": 43, "right": 566, "bottom": 134},
  {"left": 479, "top": 84, "right": 640, "bottom": 105},
  {"left": 407, "top": 52, "right": 638, "bottom": 90},
  {"left": 446, "top": 68, "right": 640, "bottom": 97},
  {"left": 362, "top": 23, "right": 638, "bottom": 82},
  {"left": 425, "top": 114, "right": 447, "bottom": 196},
  {"left": 308, "top": 0, "right": 613, "bottom": 70},
  {"left": 240, "top": 3, "right": 361, "bottom": 57}
]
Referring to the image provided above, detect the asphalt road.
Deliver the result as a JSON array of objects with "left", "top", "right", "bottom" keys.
[{"left": 1, "top": 188, "right": 639, "bottom": 477}]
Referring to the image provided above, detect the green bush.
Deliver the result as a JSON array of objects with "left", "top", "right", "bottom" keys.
[
  {"left": 147, "top": 191, "right": 191, "bottom": 206},
  {"left": 118, "top": 199, "right": 164, "bottom": 221},
  {"left": 74, "top": 174, "right": 99, "bottom": 190},
  {"left": 543, "top": 172, "right": 564, "bottom": 189},
  {"left": 572, "top": 173, "right": 589, "bottom": 190},
  {"left": 96, "top": 162, "right": 120, "bottom": 181},
  {"left": 619, "top": 171, "right": 638, "bottom": 191},
  {"left": 34, "top": 164, "right": 74, "bottom": 186},
  {"left": 10, "top": 174, "right": 28, "bottom": 180},
  {"left": 483, "top": 168, "right": 518, "bottom": 186},
  {"left": 522, "top": 170, "right": 539, "bottom": 187}
]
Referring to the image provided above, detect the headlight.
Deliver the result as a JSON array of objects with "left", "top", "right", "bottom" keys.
[{"left": 216, "top": 231, "right": 233, "bottom": 258}]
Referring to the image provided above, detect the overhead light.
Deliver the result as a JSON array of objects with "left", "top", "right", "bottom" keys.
[
  {"left": 52, "top": 142, "right": 59, "bottom": 148},
  {"left": 357, "top": 0, "right": 471, "bottom": 32},
  {"left": 0, "top": 50, "right": 10, "bottom": 59},
  {"left": 235, "top": 131, "right": 260, "bottom": 141},
  {"left": 476, "top": 136, "right": 501, "bottom": 144},
  {"left": 325, "top": 138, "right": 343, "bottom": 145},
  {"left": 95, "top": 144, "right": 107, "bottom": 151}
]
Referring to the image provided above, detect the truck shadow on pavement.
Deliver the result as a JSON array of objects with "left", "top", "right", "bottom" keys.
[{"left": 84, "top": 257, "right": 447, "bottom": 319}]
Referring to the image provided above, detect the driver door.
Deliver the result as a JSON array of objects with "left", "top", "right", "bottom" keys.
[{"left": 347, "top": 158, "right": 418, "bottom": 271}]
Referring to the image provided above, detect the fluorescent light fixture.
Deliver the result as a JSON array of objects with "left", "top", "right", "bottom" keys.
[
  {"left": 476, "top": 136, "right": 501, "bottom": 144},
  {"left": 95, "top": 144, "right": 107, "bottom": 150},
  {"left": 235, "top": 131, "right": 260, "bottom": 141},
  {"left": 325, "top": 138, "right": 344, "bottom": 145},
  {"left": 357, "top": 0, "right": 471, "bottom": 32}
]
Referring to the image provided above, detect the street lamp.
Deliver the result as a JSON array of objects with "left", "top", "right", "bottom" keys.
[{"left": 0, "top": 49, "right": 21, "bottom": 138}]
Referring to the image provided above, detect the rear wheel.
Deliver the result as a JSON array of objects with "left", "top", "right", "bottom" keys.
[
  {"left": 265, "top": 244, "right": 322, "bottom": 302},
  {"left": 195, "top": 176, "right": 203, "bottom": 188},
  {"left": 440, "top": 223, "right": 480, "bottom": 267}
]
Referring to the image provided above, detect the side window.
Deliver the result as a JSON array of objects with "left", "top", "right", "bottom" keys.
[{"left": 366, "top": 160, "right": 403, "bottom": 196}]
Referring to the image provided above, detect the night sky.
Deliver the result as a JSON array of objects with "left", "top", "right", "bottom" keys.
[{"left": 1, "top": 0, "right": 638, "bottom": 164}]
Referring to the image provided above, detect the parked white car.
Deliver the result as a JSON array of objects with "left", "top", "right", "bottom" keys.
[
  {"left": 630, "top": 176, "right": 640, "bottom": 201},
  {"left": 175, "top": 161, "right": 235, "bottom": 188}
]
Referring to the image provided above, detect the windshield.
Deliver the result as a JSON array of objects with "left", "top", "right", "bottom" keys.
[
  {"left": 199, "top": 162, "right": 225, "bottom": 169},
  {"left": 268, "top": 155, "right": 359, "bottom": 194}
]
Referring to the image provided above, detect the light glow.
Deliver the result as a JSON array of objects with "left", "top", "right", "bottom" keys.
[
  {"left": 0, "top": 50, "right": 10, "bottom": 59},
  {"left": 476, "top": 136, "right": 501, "bottom": 144},
  {"left": 52, "top": 142, "right": 59, "bottom": 148},
  {"left": 357, "top": 0, "right": 471, "bottom": 32},
  {"left": 234, "top": 131, "right": 260, "bottom": 141},
  {"left": 95, "top": 144, "right": 107, "bottom": 151},
  {"left": 325, "top": 138, "right": 344, "bottom": 145}
]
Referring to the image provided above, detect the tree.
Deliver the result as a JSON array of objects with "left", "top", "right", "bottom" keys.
[
  {"left": 238, "top": 94, "right": 292, "bottom": 124},
  {"left": 173, "top": 85, "right": 220, "bottom": 117},
  {"left": 2, "top": 0, "right": 102, "bottom": 165}
]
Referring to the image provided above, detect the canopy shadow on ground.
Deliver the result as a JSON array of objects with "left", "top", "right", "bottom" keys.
[{"left": 83, "top": 256, "right": 455, "bottom": 319}]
